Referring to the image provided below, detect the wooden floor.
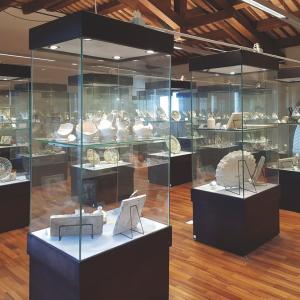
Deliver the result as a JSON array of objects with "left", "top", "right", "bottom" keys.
[{"left": 1, "top": 183, "right": 300, "bottom": 299}]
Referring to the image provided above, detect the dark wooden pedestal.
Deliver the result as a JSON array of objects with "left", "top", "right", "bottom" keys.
[
  {"left": 279, "top": 170, "right": 300, "bottom": 212},
  {"left": 28, "top": 226, "right": 172, "bottom": 300},
  {"left": 148, "top": 153, "right": 192, "bottom": 186},
  {"left": 71, "top": 165, "right": 134, "bottom": 205},
  {"left": 0, "top": 180, "right": 30, "bottom": 233},
  {"left": 23, "top": 153, "right": 68, "bottom": 186},
  {"left": 192, "top": 185, "right": 280, "bottom": 256}
]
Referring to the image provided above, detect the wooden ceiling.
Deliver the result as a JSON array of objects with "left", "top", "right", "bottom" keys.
[{"left": 2, "top": 0, "right": 300, "bottom": 62}]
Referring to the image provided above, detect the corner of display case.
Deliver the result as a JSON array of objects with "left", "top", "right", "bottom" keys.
[
  {"left": 29, "top": 11, "right": 174, "bottom": 53},
  {"left": 189, "top": 49, "right": 279, "bottom": 72}
]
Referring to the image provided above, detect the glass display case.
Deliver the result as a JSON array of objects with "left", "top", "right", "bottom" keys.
[
  {"left": 28, "top": 12, "right": 173, "bottom": 300},
  {"left": 190, "top": 50, "right": 280, "bottom": 255},
  {"left": 137, "top": 79, "right": 192, "bottom": 186},
  {"left": 276, "top": 68, "right": 300, "bottom": 211},
  {"left": 0, "top": 63, "right": 30, "bottom": 233}
]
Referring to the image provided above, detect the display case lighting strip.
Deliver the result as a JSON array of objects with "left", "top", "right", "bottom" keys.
[
  {"left": 0, "top": 53, "right": 55, "bottom": 62},
  {"left": 241, "top": 0, "right": 286, "bottom": 19}
]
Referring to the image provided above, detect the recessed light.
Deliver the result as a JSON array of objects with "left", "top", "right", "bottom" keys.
[
  {"left": 174, "top": 46, "right": 183, "bottom": 50},
  {"left": 72, "top": 63, "right": 78, "bottom": 66},
  {"left": 113, "top": 56, "right": 121, "bottom": 60},
  {"left": 3, "top": 78, "right": 8, "bottom": 81},
  {"left": 262, "top": 68, "right": 267, "bottom": 71},
  {"left": 165, "top": 54, "right": 171, "bottom": 57},
  {"left": 97, "top": 59, "right": 104, "bottom": 62},
  {"left": 83, "top": 38, "right": 92, "bottom": 41},
  {"left": 49, "top": 45, "right": 59, "bottom": 50},
  {"left": 230, "top": 71, "right": 235, "bottom": 75},
  {"left": 133, "top": 59, "right": 139, "bottom": 62},
  {"left": 146, "top": 50, "right": 155, "bottom": 54}
]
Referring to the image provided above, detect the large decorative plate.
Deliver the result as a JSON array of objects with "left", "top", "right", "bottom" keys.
[
  {"left": 57, "top": 123, "right": 74, "bottom": 138},
  {"left": 216, "top": 150, "right": 256, "bottom": 187},
  {"left": 104, "top": 148, "right": 119, "bottom": 164},
  {"left": 166, "top": 135, "right": 181, "bottom": 154},
  {"left": 171, "top": 110, "right": 181, "bottom": 122},
  {"left": 0, "top": 157, "right": 12, "bottom": 180}
]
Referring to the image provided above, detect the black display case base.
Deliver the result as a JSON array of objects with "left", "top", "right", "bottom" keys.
[
  {"left": 192, "top": 185, "right": 280, "bottom": 256},
  {"left": 0, "top": 180, "right": 30, "bottom": 233},
  {"left": 71, "top": 164, "right": 134, "bottom": 205},
  {"left": 148, "top": 152, "right": 192, "bottom": 186},
  {"left": 279, "top": 169, "right": 300, "bottom": 212},
  {"left": 28, "top": 226, "right": 172, "bottom": 300}
]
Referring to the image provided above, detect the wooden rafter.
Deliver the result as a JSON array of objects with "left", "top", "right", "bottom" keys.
[
  {"left": 91, "top": 0, "right": 126, "bottom": 15},
  {"left": 174, "top": 0, "right": 187, "bottom": 17},
  {"left": 22, "top": 0, "right": 66, "bottom": 14}
]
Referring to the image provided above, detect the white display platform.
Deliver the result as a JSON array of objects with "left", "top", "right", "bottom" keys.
[
  {"left": 148, "top": 151, "right": 192, "bottom": 158},
  {"left": 32, "top": 210, "right": 166, "bottom": 260},
  {"left": 0, "top": 175, "right": 29, "bottom": 187},
  {"left": 72, "top": 161, "right": 131, "bottom": 171},
  {"left": 194, "top": 182, "right": 278, "bottom": 199}
]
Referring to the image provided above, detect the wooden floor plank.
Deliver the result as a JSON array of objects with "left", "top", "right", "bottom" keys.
[{"left": 0, "top": 183, "right": 300, "bottom": 299}]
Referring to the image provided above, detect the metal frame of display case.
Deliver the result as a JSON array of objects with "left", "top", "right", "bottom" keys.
[
  {"left": 190, "top": 50, "right": 280, "bottom": 256},
  {"left": 0, "top": 63, "right": 31, "bottom": 233},
  {"left": 28, "top": 12, "right": 173, "bottom": 300},
  {"left": 146, "top": 80, "right": 192, "bottom": 186},
  {"left": 274, "top": 67, "right": 300, "bottom": 212}
]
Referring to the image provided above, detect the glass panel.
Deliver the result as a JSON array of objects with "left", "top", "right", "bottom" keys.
[
  {"left": 192, "top": 61, "right": 279, "bottom": 199},
  {"left": 30, "top": 37, "right": 171, "bottom": 261},
  {"left": 0, "top": 77, "right": 30, "bottom": 186}
]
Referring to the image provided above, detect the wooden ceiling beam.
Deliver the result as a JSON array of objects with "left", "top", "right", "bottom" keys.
[
  {"left": 277, "top": 35, "right": 300, "bottom": 48},
  {"left": 184, "top": 9, "right": 233, "bottom": 30},
  {"left": 22, "top": 0, "right": 64, "bottom": 14},
  {"left": 48, "top": 0, "right": 80, "bottom": 11},
  {"left": 257, "top": 11, "right": 300, "bottom": 32},
  {"left": 89, "top": 0, "right": 126, "bottom": 15},
  {"left": 174, "top": 0, "right": 187, "bottom": 17},
  {"left": 0, "top": 0, "right": 15, "bottom": 12},
  {"left": 210, "top": 0, "right": 284, "bottom": 56}
]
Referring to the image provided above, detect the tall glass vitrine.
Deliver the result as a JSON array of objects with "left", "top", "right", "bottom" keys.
[
  {"left": 28, "top": 12, "right": 173, "bottom": 300},
  {"left": 190, "top": 50, "right": 280, "bottom": 256},
  {"left": 0, "top": 63, "right": 30, "bottom": 233}
]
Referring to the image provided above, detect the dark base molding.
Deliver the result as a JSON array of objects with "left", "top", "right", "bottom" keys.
[
  {"left": 28, "top": 226, "right": 172, "bottom": 300},
  {"left": 192, "top": 186, "right": 280, "bottom": 256}
]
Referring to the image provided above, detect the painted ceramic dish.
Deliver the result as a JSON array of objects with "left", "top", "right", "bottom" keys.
[
  {"left": 166, "top": 135, "right": 181, "bottom": 154},
  {"left": 104, "top": 148, "right": 119, "bottom": 164}
]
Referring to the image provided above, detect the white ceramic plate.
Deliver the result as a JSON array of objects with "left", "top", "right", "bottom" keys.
[{"left": 166, "top": 135, "right": 181, "bottom": 154}]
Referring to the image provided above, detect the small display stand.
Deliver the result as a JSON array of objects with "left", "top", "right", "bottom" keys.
[
  {"left": 192, "top": 184, "right": 280, "bottom": 256},
  {"left": 148, "top": 151, "right": 192, "bottom": 186}
]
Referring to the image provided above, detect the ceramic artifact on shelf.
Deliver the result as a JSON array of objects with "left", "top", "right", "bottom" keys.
[
  {"left": 156, "top": 106, "right": 168, "bottom": 121},
  {"left": 86, "top": 149, "right": 100, "bottom": 166},
  {"left": 216, "top": 150, "right": 256, "bottom": 188},
  {"left": 116, "top": 117, "right": 129, "bottom": 141},
  {"left": 207, "top": 114, "right": 216, "bottom": 129},
  {"left": 0, "top": 157, "right": 12, "bottom": 181},
  {"left": 98, "top": 114, "right": 116, "bottom": 141},
  {"left": 76, "top": 120, "right": 98, "bottom": 143},
  {"left": 56, "top": 123, "right": 74, "bottom": 139},
  {"left": 104, "top": 148, "right": 119, "bottom": 164},
  {"left": 133, "top": 119, "right": 153, "bottom": 139},
  {"left": 171, "top": 110, "right": 181, "bottom": 122},
  {"left": 166, "top": 135, "right": 181, "bottom": 154}
]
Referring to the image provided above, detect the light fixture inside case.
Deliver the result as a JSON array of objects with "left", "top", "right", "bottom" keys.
[
  {"left": 113, "top": 55, "right": 121, "bottom": 60},
  {"left": 49, "top": 45, "right": 59, "bottom": 50},
  {"left": 146, "top": 50, "right": 155, "bottom": 54}
]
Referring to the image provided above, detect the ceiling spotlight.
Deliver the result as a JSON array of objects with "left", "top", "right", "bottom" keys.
[
  {"left": 3, "top": 78, "right": 8, "bottom": 81},
  {"left": 230, "top": 71, "right": 235, "bottom": 75},
  {"left": 83, "top": 38, "right": 92, "bottom": 41},
  {"left": 113, "top": 56, "right": 121, "bottom": 60},
  {"left": 72, "top": 63, "right": 78, "bottom": 66},
  {"left": 97, "top": 59, "right": 104, "bottom": 62},
  {"left": 146, "top": 50, "right": 155, "bottom": 54},
  {"left": 174, "top": 46, "right": 183, "bottom": 50},
  {"left": 241, "top": 0, "right": 286, "bottom": 19},
  {"left": 133, "top": 59, "right": 139, "bottom": 62},
  {"left": 49, "top": 45, "right": 59, "bottom": 50}
]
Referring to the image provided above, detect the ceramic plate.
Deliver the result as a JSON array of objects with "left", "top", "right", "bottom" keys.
[
  {"left": 0, "top": 157, "right": 12, "bottom": 180},
  {"left": 166, "top": 135, "right": 181, "bottom": 154},
  {"left": 171, "top": 110, "right": 181, "bottom": 122}
]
